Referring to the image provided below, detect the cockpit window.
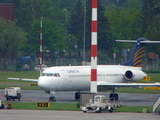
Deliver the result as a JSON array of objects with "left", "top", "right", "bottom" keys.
[
  {"left": 54, "top": 73, "right": 60, "bottom": 77},
  {"left": 41, "top": 73, "right": 60, "bottom": 77},
  {"left": 46, "top": 73, "right": 54, "bottom": 76},
  {"left": 41, "top": 73, "right": 46, "bottom": 76}
]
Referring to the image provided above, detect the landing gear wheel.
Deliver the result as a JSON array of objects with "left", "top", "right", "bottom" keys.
[
  {"left": 109, "top": 107, "right": 113, "bottom": 113},
  {"left": 114, "top": 93, "right": 118, "bottom": 101},
  {"left": 1, "top": 104, "right": 5, "bottom": 109},
  {"left": 75, "top": 92, "right": 80, "bottom": 100},
  {"left": 109, "top": 93, "right": 114, "bottom": 101},
  {"left": 109, "top": 93, "right": 119, "bottom": 101},
  {"left": 49, "top": 96, "right": 56, "bottom": 101},
  {"left": 83, "top": 111, "right": 87, "bottom": 113},
  {"left": 98, "top": 108, "right": 102, "bottom": 113}
]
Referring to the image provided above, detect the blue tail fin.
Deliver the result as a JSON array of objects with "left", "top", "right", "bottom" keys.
[{"left": 116, "top": 38, "right": 160, "bottom": 67}]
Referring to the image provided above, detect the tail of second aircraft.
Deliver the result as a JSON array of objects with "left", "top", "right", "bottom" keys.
[{"left": 116, "top": 38, "right": 160, "bottom": 67}]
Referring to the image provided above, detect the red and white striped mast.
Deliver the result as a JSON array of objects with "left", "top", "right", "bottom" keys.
[
  {"left": 90, "top": 0, "right": 98, "bottom": 93},
  {"left": 40, "top": 17, "right": 43, "bottom": 75}
]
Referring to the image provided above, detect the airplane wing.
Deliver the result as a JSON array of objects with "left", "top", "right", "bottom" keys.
[
  {"left": 8, "top": 78, "right": 38, "bottom": 82},
  {"left": 97, "top": 81, "right": 160, "bottom": 87}
]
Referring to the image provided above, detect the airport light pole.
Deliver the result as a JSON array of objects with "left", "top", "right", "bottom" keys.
[
  {"left": 40, "top": 17, "right": 43, "bottom": 75},
  {"left": 83, "top": 0, "right": 86, "bottom": 63},
  {"left": 90, "top": 0, "right": 98, "bottom": 93},
  {"left": 29, "top": 25, "right": 33, "bottom": 70},
  {"left": 64, "top": 9, "right": 68, "bottom": 30}
]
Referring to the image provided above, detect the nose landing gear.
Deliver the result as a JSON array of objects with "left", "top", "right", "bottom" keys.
[
  {"left": 49, "top": 96, "right": 56, "bottom": 102},
  {"left": 46, "top": 90, "right": 56, "bottom": 102}
]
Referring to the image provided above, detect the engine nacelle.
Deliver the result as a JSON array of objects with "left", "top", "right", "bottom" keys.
[
  {"left": 124, "top": 70, "right": 134, "bottom": 81},
  {"left": 124, "top": 70, "right": 147, "bottom": 81}
]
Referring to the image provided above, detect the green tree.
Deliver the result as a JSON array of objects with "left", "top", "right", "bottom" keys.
[
  {"left": 105, "top": 7, "right": 143, "bottom": 53},
  {"left": 144, "top": 14, "right": 160, "bottom": 53},
  {"left": 97, "top": 1, "right": 112, "bottom": 54},
  {"left": 85, "top": 0, "right": 92, "bottom": 53},
  {"left": 124, "top": 0, "right": 142, "bottom": 10},
  {"left": 0, "top": 18, "right": 27, "bottom": 69},
  {"left": 144, "top": 15, "right": 160, "bottom": 41},
  {"left": 68, "top": 0, "right": 84, "bottom": 57},
  {"left": 0, "top": 0, "right": 14, "bottom": 3},
  {"left": 52, "top": 0, "right": 76, "bottom": 11},
  {"left": 141, "top": 0, "right": 160, "bottom": 35},
  {"left": 141, "top": 0, "right": 160, "bottom": 54},
  {"left": 16, "top": 0, "right": 61, "bottom": 31},
  {"left": 106, "top": 7, "right": 143, "bottom": 39},
  {"left": 65, "top": 34, "right": 77, "bottom": 58},
  {"left": 26, "top": 18, "right": 67, "bottom": 60}
]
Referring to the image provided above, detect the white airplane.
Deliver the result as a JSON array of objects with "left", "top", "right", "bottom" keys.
[{"left": 8, "top": 38, "right": 160, "bottom": 101}]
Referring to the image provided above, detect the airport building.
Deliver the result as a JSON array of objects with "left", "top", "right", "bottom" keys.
[{"left": 0, "top": 3, "right": 15, "bottom": 21}]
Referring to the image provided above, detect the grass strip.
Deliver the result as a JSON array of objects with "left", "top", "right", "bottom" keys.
[
  {"left": 3, "top": 102, "right": 152, "bottom": 113},
  {"left": 114, "top": 105, "right": 152, "bottom": 113},
  {"left": 4, "top": 102, "right": 81, "bottom": 111}
]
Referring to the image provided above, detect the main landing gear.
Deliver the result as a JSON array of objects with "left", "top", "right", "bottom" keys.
[
  {"left": 75, "top": 91, "right": 80, "bottom": 100},
  {"left": 74, "top": 90, "right": 118, "bottom": 101},
  {"left": 109, "top": 88, "right": 119, "bottom": 101},
  {"left": 109, "top": 93, "right": 118, "bottom": 101}
]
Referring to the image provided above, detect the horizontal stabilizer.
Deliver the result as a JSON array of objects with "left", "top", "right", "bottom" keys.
[
  {"left": 140, "top": 41, "right": 160, "bottom": 43},
  {"left": 116, "top": 40, "right": 160, "bottom": 43}
]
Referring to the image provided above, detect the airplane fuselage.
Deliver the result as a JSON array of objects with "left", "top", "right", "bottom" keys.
[{"left": 38, "top": 65, "right": 147, "bottom": 92}]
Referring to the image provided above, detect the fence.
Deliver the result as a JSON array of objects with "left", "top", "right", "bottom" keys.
[{"left": 0, "top": 57, "right": 159, "bottom": 71}]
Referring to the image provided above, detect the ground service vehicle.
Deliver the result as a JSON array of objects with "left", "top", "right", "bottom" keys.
[
  {"left": 4, "top": 87, "right": 21, "bottom": 101},
  {"left": 82, "top": 95, "right": 119, "bottom": 113}
]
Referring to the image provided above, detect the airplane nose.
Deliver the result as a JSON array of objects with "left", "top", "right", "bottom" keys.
[{"left": 38, "top": 77, "right": 49, "bottom": 90}]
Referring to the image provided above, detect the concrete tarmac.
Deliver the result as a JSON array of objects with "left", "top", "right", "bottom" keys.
[
  {"left": 0, "top": 90, "right": 159, "bottom": 120},
  {"left": 0, "top": 90, "right": 159, "bottom": 106},
  {"left": 0, "top": 109, "right": 159, "bottom": 120}
]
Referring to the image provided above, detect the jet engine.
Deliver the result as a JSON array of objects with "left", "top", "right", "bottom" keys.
[
  {"left": 124, "top": 70, "right": 134, "bottom": 81},
  {"left": 123, "top": 69, "right": 147, "bottom": 81}
]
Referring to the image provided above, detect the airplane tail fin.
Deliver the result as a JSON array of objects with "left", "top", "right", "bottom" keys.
[{"left": 116, "top": 38, "right": 160, "bottom": 67}]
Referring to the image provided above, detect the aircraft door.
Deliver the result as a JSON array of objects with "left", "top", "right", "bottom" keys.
[{"left": 61, "top": 69, "right": 69, "bottom": 89}]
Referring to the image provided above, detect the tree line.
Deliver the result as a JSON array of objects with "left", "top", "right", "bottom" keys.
[{"left": 0, "top": 0, "right": 160, "bottom": 67}]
